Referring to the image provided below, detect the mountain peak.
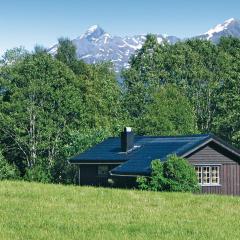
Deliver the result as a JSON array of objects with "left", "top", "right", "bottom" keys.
[
  {"left": 204, "top": 18, "right": 240, "bottom": 40},
  {"left": 88, "top": 24, "right": 100, "bottom": 32},
  {"left": 81, "top": 25, "right": 106, "bottom": 39},
  {"left": 224, "top": 17, "right": 236, "bottom": 24},
  {"left": 49, "top": 18, "right": 240, "bottom": 72}
]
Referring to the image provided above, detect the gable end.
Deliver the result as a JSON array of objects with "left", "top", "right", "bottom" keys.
[{"left": 186, "top": 141, "right": 240, "bottom": 165}]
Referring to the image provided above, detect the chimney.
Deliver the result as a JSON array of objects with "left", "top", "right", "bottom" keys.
[{"left": 121, "top": 127, "right": 134, "bottom": 152}]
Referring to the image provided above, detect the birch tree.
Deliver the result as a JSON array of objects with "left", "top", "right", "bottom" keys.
[{"left": 0, "top": 52, "right": 82, "bottom": 182}]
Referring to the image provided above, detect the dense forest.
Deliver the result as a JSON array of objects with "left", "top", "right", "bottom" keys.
[{"left": 0, "top": 36, "right": 240, "bottom": 184}]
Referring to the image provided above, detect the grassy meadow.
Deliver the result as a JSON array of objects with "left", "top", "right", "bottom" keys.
[{"left": 0, "top": 181, "right": 240, "bottom": 240}]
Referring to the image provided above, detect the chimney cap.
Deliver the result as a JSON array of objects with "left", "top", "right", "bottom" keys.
[{"left": 124, "top": 127, "right": 132, "bottom": 132}]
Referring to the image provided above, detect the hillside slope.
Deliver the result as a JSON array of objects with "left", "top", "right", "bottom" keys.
[{"left": 0, "top": 181, "right": 240, "bottom": 240}]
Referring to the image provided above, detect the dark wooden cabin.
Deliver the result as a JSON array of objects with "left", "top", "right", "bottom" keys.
[{"left": 69, "top": 127, "right": 240, "bottom": 195}]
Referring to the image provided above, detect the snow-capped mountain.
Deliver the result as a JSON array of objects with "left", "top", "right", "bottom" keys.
[
  {"left": 49, "top": 25, "right": 180, "bottom": 72},
  {"left": 49, "top": 18, "right": 240, "bottom": 72},
  {"left": 197, "top": 18, "right": 240, "bottom": 42}
]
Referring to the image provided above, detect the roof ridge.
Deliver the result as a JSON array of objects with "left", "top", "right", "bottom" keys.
[
  {"left": 135, "top": 133, "right": 211, "bottom": 138},
  {"left": 104, "top": 133, "right": 212, "bottom": 140}
]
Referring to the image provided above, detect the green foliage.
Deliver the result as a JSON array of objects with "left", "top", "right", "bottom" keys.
[
  {"left": 55, "top": 37, "right": 77, "bottom": 68},
  {"left": 0, "top": 46, "right": 28, "bottom": 65},
  {"left": 137, "top": 155, "right": 199, "bottom": 192},
  {"left": 79, "top": 62, "right": 126, "bottom": 132},
  {"left": 1, "top": 35, "right": 240, "bottom": 184},
  {"left": 137, "top": 85, "right": 197, "bottom": 135},
  {"left": 163, "top": 155, "right": 200, "bottom": 192},
  {"left": 212, "top": 37, "right": 240, "bottom": 147},
  {"left": 149, "top": 160, "right": 166, "bottom": 191},
  {"left": 24, "top": 164, "right": 52, "bottom": 183},
  {"left": 0, "top": 150, "right": 19, "bottom": 180},
  {"left": 136, "top": 176, "right": 149, "bottom": 190},
  {"left": 55, "top": 38, "right": 126, "bottom": 138},
  {"left": 123, "top": 36, "right": 218, "bottom": 132},
  {"left": 0, "top": 44, "right": 125, "bottom": 184},
  {"left": 0, "top": 51, "right": 83, "bottom": 182},
  {"left": 122, "top": 34, "right": 162, "bottom": 119},
  {"left": 123, "top": 35, "right": 240, "bottom": 147},
  {"left": 34, "top": 45, "right": 48, "bottom": 54}
]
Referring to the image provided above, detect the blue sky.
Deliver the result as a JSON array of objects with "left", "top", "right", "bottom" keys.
[{"left": 0, "top": 0, "right": 239, "bottom": 54}]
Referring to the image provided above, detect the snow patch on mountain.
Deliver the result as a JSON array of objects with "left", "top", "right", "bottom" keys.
[
  {"left": 49, "top": 18, "right": 240, "bottom": 72},
  {"left": 197, "top": 18, "right": 240, "bottom": 42},
  {"left": 204, "top": 18, "right": 235, "bottom": 40},
  {"left": 49, "top": 25, "right": 180, "bottom": 72}
]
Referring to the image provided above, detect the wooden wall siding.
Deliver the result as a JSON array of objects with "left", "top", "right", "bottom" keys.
[
  {"left": 79, "top": 165, "right": 137, "bottom": 188},
  {"left": 221, "top": 164, "right": 240, "bottom": 195},
  {"left": 201, "top": 186, "right": 222, "bottom": 194},
  {"left": 187, "top": 142, "right": 240, "bottom": 195},
  {"left": 201, "top": 164, "right": 240, "bottom": 195},
  {"left": 187, "top": 142, "right": 239, "bottom": 164},
  {"left": 79, "top": 164, "right": 119, "bottom": 186}
]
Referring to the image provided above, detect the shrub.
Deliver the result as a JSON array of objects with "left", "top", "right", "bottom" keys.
[
  {"left": 24, "top": 165, "right": 52, "bottom": 183},
  {"left": 137, "top": 176, "right": 149, "bottom": 190},
  {"left": 0, "top": 150, "right": 19, "bottom": 180},
  {"left": 163, "top": 155, "right": 200, "bottom": 192},
  {"left": 137, "top": 155, "right": 199, "bottom": 193}
]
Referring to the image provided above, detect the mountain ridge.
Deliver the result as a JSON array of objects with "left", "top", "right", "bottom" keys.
[{"left": 49, "top": 18, "right": 240, "bottom": 72}]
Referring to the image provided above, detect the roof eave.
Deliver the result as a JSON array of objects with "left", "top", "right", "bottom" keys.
[
  {"left": 110, "top": 171, "right": 150, "bottom": 177},
  {"left": 181, "top": 134, "right": 240, "bottom": 159}
]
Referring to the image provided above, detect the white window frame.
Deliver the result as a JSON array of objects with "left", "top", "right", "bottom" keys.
[{"left": 194, "top": 165, "right": 220, "bottom": 186}]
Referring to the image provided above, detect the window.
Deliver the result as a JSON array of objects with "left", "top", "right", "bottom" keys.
[
  {"left": 98, "top": 165, "right": 109, "bottom": 177},
  {"left": 195, "top": 166, "right": 220, "bottom": 186}
]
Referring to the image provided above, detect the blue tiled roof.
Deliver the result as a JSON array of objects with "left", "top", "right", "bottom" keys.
[{"left": 70, "top": 134, "right": 212, "bottom": 175}]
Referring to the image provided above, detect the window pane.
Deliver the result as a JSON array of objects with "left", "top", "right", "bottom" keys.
[
  {"left": 98, "top": 165, "right": 109, "bottom": 176},
  {"left": 211, "top": 166, "right": 219, "bottom": 184},
  {"left": 202, "top": 167, "right": 210, "bottom": 184},
  {"left": 195, "top": 166, "right": 202, "bottom": 184},
  {"left": 195, "top": 166, "right": 220, "bottom": 185}
]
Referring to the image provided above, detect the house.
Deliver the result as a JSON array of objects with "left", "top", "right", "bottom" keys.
[{"left": 69, "top": 127, "right": 240, "bottom": 195}]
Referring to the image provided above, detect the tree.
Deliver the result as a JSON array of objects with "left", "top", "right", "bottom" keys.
[
  {"left": 0, "top": 42, "right": 127, "bottom": 184},
  {"left": 0, "top": 149, "right": 19, "bottom": 180},
  {"left": 0, "top": 52, "right": 83, "bottom": 183},
  {"left": 80, "top": 63, "right": 125, "bottom": 131},
  {"left": 34, "top": 45, "right": 48, "bottom": 54},
  {"left": 0, "top": 46, "right": 28, "bottom": 65},
  {"left": 55, "top": 38, "right": 127, "bottom": 153},
  {"left": 122, "top": 34, "right": 164, "bottom": 119},
  {"left": 137, "top": 85, "right": 198, "bottom": 135},
  {"left": 65, "top": 62, "right": 127, "bottom": 160},
  {"left": 55, "top": 37, "right": 126, "bottom": 137},
  {"left": 55, "top": 38, "right": 77, "bottom": 68},
  {"left": 122, "top": 37, "right": 220, "bottom": 133},
  {"left": 212, "top": 37, "right": 240, "bottom": 147}
]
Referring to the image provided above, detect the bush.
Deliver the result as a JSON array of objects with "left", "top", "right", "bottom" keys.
[
  {"left": 0, "top": 151, "right": 19, "bottom": 180},
  {"left": 24, "top": 165, "right": 52, "bottom": 183},
  {"left": 137, "top": 155, "right": 199, "bottom": 193},
  {"left": 163, "top": 155, "right": 200, "bottom": 192}
]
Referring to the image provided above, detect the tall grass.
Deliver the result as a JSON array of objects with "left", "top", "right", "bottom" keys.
[{"left": 0, "top": 181, "right": 240, "bottom": 240}]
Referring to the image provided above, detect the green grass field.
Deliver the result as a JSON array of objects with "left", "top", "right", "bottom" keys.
[{"left": 0, "top": 181, "right": 240, "bottom": 240}]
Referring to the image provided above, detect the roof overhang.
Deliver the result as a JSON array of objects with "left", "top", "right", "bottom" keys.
[
  {"left": 69, "top": 161, "right": 124, "bottom": 165},
  {"left": 109, "top": 171, "right": 150, "bottom": 177},
  {"left": 181, "top": 135, "right": 240, "bottom": 159}
]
